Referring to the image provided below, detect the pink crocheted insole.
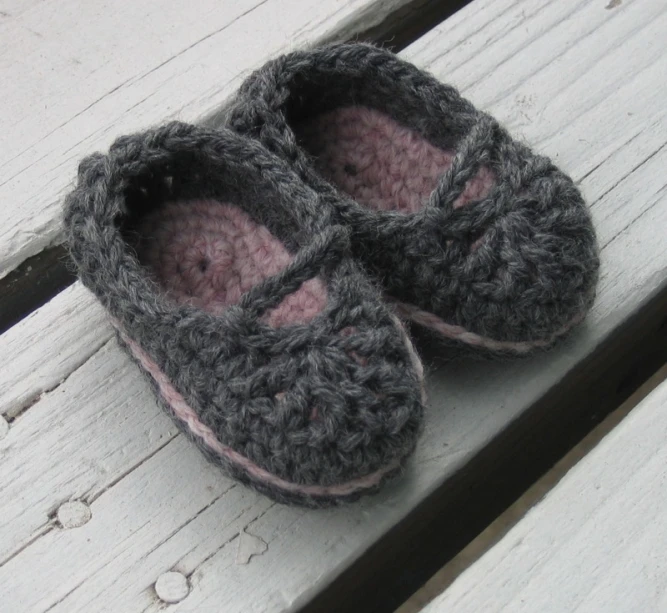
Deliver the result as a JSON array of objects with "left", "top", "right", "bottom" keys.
[
  {"left": 296, "top": 106, "right": 495, "bottom": 214},
  {"left": 136, "top": 200, "right": 327, "bottom": 327}
]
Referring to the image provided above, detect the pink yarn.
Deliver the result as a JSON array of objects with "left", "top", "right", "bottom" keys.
[
  {"left": 136, "top": 200, "right": 327, "bottom": 327},
  {"left": 392, "top": 301, "right": 585, "bottom": 353},
  {"left": 391, "top": 314, "right": 427, "bottom": 404},
  {"left": 297, "top": 106, "right": 495, "bottom": 215}
]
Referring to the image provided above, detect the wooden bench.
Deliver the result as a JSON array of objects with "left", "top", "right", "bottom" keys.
[{"left": 1, "top": 0, "right": 666, "bottom": 611}]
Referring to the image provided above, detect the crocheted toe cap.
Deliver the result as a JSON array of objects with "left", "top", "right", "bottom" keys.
[
  {"left": 114, "top": 262, "right": 424, "bottom": 506},
  {"left": 175, "top": 301, "right": 425, "bottom": 496},
  {"left": 395, "top": 156, "right": 600, "bottom": 351},
  {"left": 293, "top": 101, "right": 600, "bottom": 349},
  {"left": 115, "top": 296, "right": 425, "bottom": 507}
]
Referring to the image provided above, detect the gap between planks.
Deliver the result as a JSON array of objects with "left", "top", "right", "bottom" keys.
[
  {"left": 395, "top": 361, "right": 667, "bottom": 613},
  {"left": 419, "top": 370, "right": 667, "bottom": 613},
  {"left": 305, "top": 287, "right": 667, "bottom": 613}
]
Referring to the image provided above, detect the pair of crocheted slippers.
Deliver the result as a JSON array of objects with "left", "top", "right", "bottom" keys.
[{"left": 64, "top": 43, "right": 599, "bottom": 508}]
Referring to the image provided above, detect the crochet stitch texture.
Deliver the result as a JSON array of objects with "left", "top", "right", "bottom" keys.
[
  {"left": 225, "top": 43, "right": 600, "bottom": 352},
  {"left": 63, "top": 122, "right": 425, "bottom": 507}
]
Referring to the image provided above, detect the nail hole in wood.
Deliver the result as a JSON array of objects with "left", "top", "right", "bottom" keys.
[
  {"left": 57, "top": 500, "right": 92, "bottom": 529},
  {"left": 155, "top": 571, "right": 190, "bottom": 603}
]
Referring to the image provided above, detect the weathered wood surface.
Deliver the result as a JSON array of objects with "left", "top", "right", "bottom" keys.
[
  {"left": 0, "top": 0, "right": 424, "bottom": 280},
  {"left": 0, "top": 283, "right": 110, "bottom": 418},
  {"left": 423, "top": 378, "right": 667, "bottom": 613},
  {"left": 1, "top": 0, "right": 666, "bottom": 611}
]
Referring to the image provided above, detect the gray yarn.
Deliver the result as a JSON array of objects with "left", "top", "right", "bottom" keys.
[
  {"left": 224, "top": 42, "right": 600, "bottom": 347},
  {"left": 63, "top": 122, "right": 424, "bottom": 507}
]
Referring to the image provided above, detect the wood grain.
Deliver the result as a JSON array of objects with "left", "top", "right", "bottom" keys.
[
  {"left": 0, "top": 0, "right": 440, "bottom": 281},
  {"left": 0, "top": 341, "right": 176, "bottom": 565},
  {"left": 423, "top": 379, "right": 667, "bottom": 613},
  {"left": 0, "top": 283, "right": 110, "bottom": 419},
  {"left": 0, "top": 0, "right": 665, "bottom": 611}
]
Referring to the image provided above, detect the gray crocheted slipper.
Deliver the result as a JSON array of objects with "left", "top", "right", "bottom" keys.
[
  {"left": 225, "top": 43, "right": 600, "bottom": 354},
  {"left": 63, "top": 122, "right": 425, "bottom": 507}
]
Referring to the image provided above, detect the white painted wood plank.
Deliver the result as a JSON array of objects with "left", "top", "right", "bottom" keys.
[
  {"left": 0, "top": 341, "right": 178, "bottom": 564},
  {"left": 0, "top": 0, "right": 665, "bottom": 611},
  {"left": 0, "top": 0, "right": 418, "bottom": 279},
  {"left": 0, "top": 433, "right": 276, "bottom": 613},
  {"left": 423, "top": 379, "right": 667, "bottom": 613},
  {"left": 0, "top": 283, "right": 110, "bottom": 418}
]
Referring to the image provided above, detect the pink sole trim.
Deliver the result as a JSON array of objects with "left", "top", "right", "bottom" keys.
[
  {"left": 118, "top": 323, "right": 423, "bottom": 498},
  {"left": 391, "top": 314, "right": 427, "bottom": 404},
  {"left": 393, "top": 301, "right": 584, "bottom": 354}
]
